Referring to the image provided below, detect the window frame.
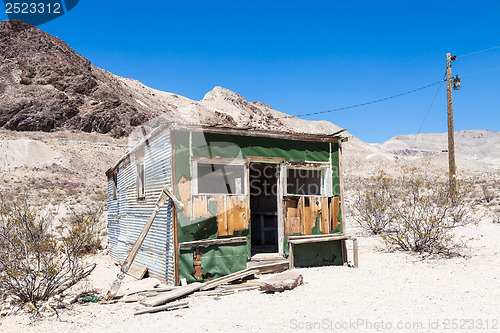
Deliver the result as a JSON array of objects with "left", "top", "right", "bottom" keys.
[
  {"left": 283, "top": 162, "right": 332, "bottom": 197},
  {"left": 192, "top": 157, "right": 248, "bottom": 196}
]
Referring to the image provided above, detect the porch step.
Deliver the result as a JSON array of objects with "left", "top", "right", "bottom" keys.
[{"left": 247, "top": 253, "right": 288, "bottom": 269}]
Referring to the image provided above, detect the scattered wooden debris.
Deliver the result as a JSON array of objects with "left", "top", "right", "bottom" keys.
[
  {"left": 134, "top": 301, "right": 188, "bottom": 316},
  {"left": 193, "top": 289, "right": 235, "bottom": 297},
  {"left": 259, "top": 270, "right": 303, "bottom": 292},
  {"left": 251, "top": 261, "right": 289, "bottom": 274},
  {"left": 201, "top": 269, "right": 257, "bottom": 291},
  {"left": 140, "top": 282, "right": 204, "bottom": 307},
  {"left": 125, "top": 261, "right": 296, "bottom": 314},
  {"left": 125, "top": 263, "right": 148, "bottom": 280}
]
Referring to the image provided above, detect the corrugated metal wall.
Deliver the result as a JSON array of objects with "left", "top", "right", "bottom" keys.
[{"left": 107, "top": 132, "right": 175, "bottom": 285}]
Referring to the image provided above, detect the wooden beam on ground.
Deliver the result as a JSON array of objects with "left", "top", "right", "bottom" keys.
[
  {"left": 134, "top": 301, "right": 188, "bottom": 316},
  {"left": 201, "top": 269, "right": 258, "bottom": 291},
  {"left": 140, "top": 282, "right": 205, "bottom": 307},
  {"left": 179, "top": 236, "right": 246, "bottom": 249},
  {"left": 250, "top": 261, "right": 289, "bottom": 274},
  {"left": 125, "top": 263, "right": 148, "bottom": 280}
]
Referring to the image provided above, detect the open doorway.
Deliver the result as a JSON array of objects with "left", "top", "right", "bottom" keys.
[{"left": 249, "top": 162, "right": 279, "bottom": 254}]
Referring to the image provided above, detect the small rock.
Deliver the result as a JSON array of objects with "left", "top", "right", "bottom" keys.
[{"left": 259, "top": 271, "right": 303, "bottom": 292}]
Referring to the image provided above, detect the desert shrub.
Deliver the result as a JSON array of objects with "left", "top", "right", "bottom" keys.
[
  {"left": 481, "top": 184, "right": 495, "bottom": 203},
  {"left": 352, "top": 171, "right": 395, "bottom": 234},
  {"left": 493, "top": 209, "right": 500, "bottom": 224},
  {"left": 63, "top": 197, "right": 105, "bottom": 255},
  {"left": 354, "top": 168, "right": 476, "bottom": 255},
  {"left": 0, "top": 190, "right": 96, "bottom": 303}
]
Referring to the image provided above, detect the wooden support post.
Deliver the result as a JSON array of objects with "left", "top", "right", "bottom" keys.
[
  {"left": 352, "top": 238, "right": 359, "bottom": 268},
  {"left": 446, "top": 52, "right": 457, "bottom": 191},
  {"left": 289, "top": 242, "right": 295, "bottom": 269}
]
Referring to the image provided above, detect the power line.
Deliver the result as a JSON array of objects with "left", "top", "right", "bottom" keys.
[
  {"left": 414, "top": 72, "right": 447, "bottom": 143},
  {"left": 460, "top": 66, "right": 500, "bottom": 77},
  {"left": 285, "top": 80, "right": 444, "bottom": 119},
  {"left": 457, "top": 45, "right": 500, "bottom": 58}
]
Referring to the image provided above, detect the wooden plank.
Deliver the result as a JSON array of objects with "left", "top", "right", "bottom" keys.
[
  {"left": 289, "top": 243, "right": 295, "bottom": 269},
  {"left": 125, "top": 263, "right": 148, "bottom": 280},
  {"left": 219, "top": 282, "right": 260, "bottom": 290},
  {"left": 201, "top": 269, "right": 258, "bottom": 291},
  {"left": 338, "top": 143, "right": 346, "bottom": 234},
  {"left": 353, "top": 238, "right": 359, "bottom": 268},
  {"left": 179, "top": 236, "right": 246, "bottom": 249},
  {"left": 171, "top": 131, "right": 179, "bottom": 287},
  {"left": 192, "top": 196, "right": 208, "bottom": 218},
  {"left": 341, "top": 239, "right": 348, "bottom": 265},
  {"left": 311, "top": 197, "right": 322, "bottom": 232},
  {"left": 193, "top": 290, "right": 235, "bottom": 297},
  {"left": 288, "top": 235, "right": 350, "bottom": 245},
  {"left": 285, "top": 197, "right": 300, "bottom": 236},
  {"left": 250, "top": 261, "right": 289, "bottom": 274},
  {"left": 171, "top": 124, "right": 344, "bottom": 143},
  {"left": 246, "top": 156, "right": 285, "bottom": 163},
  {"left": 227, "top": 196, "right": 246, "bottom": 234},
  {"left": 331, "top": 196, "right": 340, "bottom": 231},
  {"left": 140, "top": 282, "right": 204, "bottom": 307},
  {"left": 299, "top": 197, "right": 305, "bottom": 234},
  {"left": 178, "top": 175, "right": 192, "bottom": 218},
  {"left": 134, "top": 301, "right": 188, "bottom": 315},
  {"left": 193, "top": 249, "right": 202, "bottom": 279},
  {"left": 285, "top": 217, "right": 300, "bottom": 236},
  {"left": 320, "top": 197, "right": 330, "bottom": 233},
  {"left": 303, "top": 197, "right": 312, "bottom": 235},
  {"left": 288, "top": 233, "right": 350, "bottom": 240},
  {"left": 216, "top": 196, "right": 228, "bottom": 237}
]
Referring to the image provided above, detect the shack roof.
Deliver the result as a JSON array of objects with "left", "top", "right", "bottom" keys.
[{"left": 105, "top": 122, "right": 347, "bottom": 178}]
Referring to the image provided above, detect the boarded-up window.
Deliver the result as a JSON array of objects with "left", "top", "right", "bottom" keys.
[
  {"left": 286, "top": 168, "right": 325, "bottom": 196},
  {"left": 196, "top": 163, "right": 246, "bottom": 195},
  {"left": 136, "top": 163, "right": 145, "bottom": 199}
]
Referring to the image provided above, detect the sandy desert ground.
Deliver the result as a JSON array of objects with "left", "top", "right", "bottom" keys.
[{"left": 1, "top": 209, "right": 499, "bottom": 332}]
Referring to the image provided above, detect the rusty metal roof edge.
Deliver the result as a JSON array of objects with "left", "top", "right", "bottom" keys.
[
  {"left": 170, "top": 122, "right": 347, "bottom": 140},
  {"left": 105, "top": 122, "right": 348, "bottom": 178}
]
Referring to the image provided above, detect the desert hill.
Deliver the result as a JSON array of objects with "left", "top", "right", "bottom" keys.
[
  {"left": 0, "top": 19, "right": 498, "bottom": 204},
  {"left": 0, "top": 20, "right": 342, "bottom": 139}
]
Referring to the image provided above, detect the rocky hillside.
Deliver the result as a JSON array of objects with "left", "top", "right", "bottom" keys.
[
  {"left": 1, "top": 19, "right": 498, "bottom": 205},
  {"left": 0, "top": 20, "right": 342, "bottom": 138}
]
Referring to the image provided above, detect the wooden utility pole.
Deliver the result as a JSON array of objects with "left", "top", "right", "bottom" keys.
[{"left": 446, "top": 53, "right": 456, "bottom": 191}]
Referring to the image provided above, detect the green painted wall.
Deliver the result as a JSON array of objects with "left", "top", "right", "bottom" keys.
[
  {"left": 292, "top": 240, "right": 344, "bottom": 267},
  {"left": 172, "top": 130, "right": 344, "bottom": 282}
]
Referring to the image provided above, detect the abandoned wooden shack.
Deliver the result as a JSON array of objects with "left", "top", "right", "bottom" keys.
[{"left": 105, "top": 123, "right": 349, "bottom": 285}]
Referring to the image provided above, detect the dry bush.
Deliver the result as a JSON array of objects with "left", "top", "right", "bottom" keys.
[
  {"left": 352, "top": 171, "right": 395, "bottom": 234},
  {"left": 481, "top": 184, "right": 495, "bottom": 203},
  {"left": 493, "top": 209, "right": 500, "bottom": 224},
  {"left": 62, "top": 192, "right": 106, "bottom": 255},
  {"left": 354, "top": 168, "right": 477, "bottom": 255},
  {"left": 0, "top": 190, "right": 97, "bottom": 303}
]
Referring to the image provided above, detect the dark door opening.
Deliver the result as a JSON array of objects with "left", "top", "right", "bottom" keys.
[{"left": 249, "top": 162, "right": 279, "bottom": 254}]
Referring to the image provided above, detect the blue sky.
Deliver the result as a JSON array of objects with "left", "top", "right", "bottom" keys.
[{"left": 2, "top": 1, "right": 500, "bottom": 143}]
